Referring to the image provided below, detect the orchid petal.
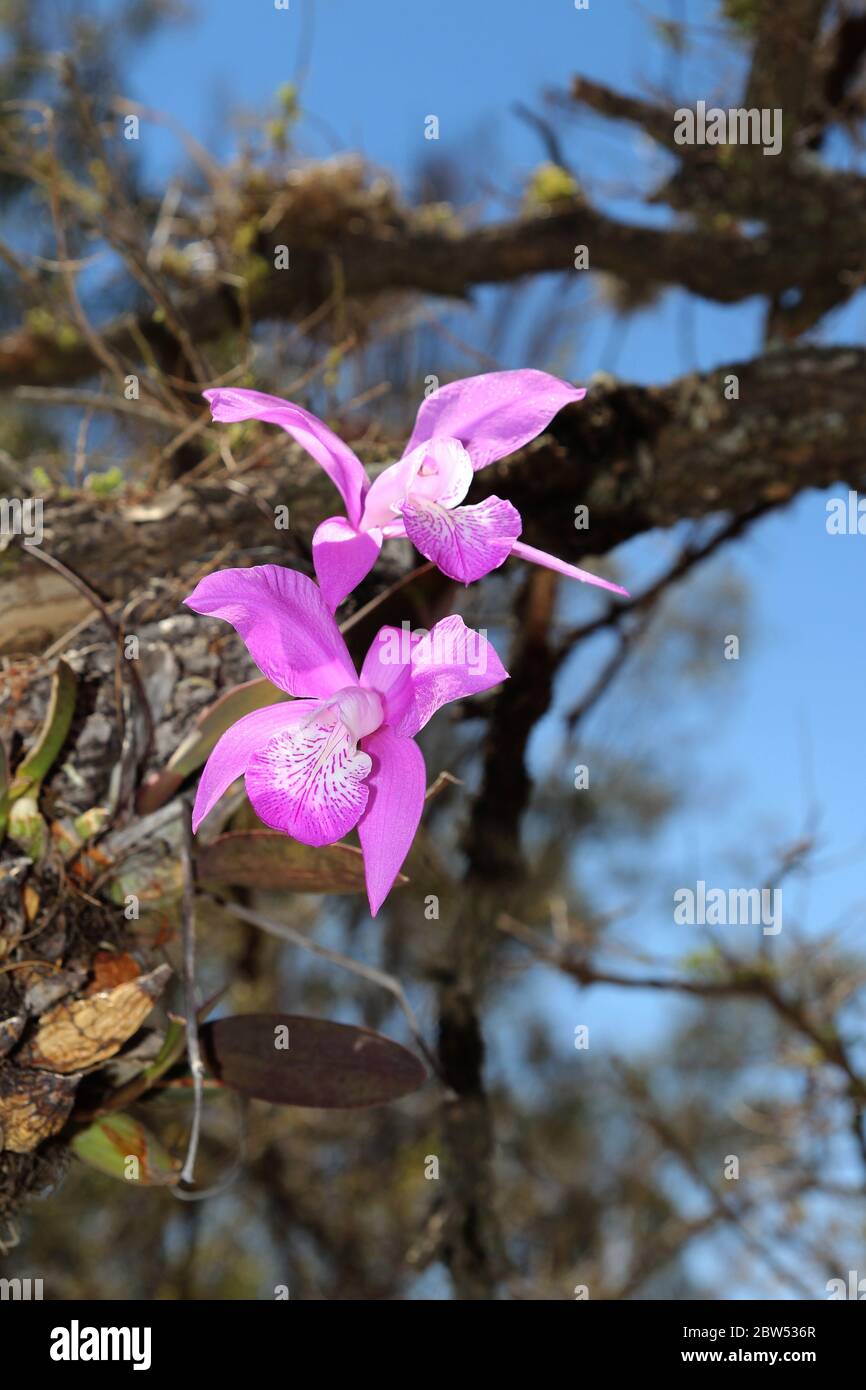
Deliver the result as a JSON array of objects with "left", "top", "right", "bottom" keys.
[
  {"left": 358, "top": 627, "right": 415, "bottom": 730},
  {"left": 403, "top": 369, "right": 585, "bottom": 472},
  {"left": 245, "top": 704, "right": 372, "bottom": 847},
  {"left": 312, "top": 516, "right": 382, "bottom": 612},
  {"left": 192, "top": 699, "right": 316, "bottom": 833},
  {"left": 362, "top": 615, "right": 508, "bottom": 739},
  {"left": 184, "top": 565, "right": 358, "bottom": 698},
  {"left": 510, "top": 540, "right": 629, "bottom": 596},
  {"left": 401, "top": 495, "right": 522, "bottom": 583},
  {"left": 357, "top": 726, "right": 426, "bottom": 916},
  {"left": 203, "top": 388, "right": 369, "bottom": 526}
]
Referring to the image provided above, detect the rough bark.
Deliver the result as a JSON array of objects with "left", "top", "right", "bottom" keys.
[{"left": 2, "top": 344, "right": 860, "bottom": 652}]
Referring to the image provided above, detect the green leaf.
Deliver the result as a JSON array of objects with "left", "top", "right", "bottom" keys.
[
  {"left": 200, "top": 1014, "right": 427, "bottom": 1109},
  {"left": 140, "top": 1018, "right": 187, "bottom": 1086},
  {"left": 8, "top": 794, "right": 47, "bottom": 860},
  {"left": 72, "top": 1112, "right": 180, "bottom": 1185},
  {"left": 72, "top": 805, "right": 110, "bottom": 841},
  {"left": 196, "top": 830, "right": 379, "bottom": 894},
  {"left": 10, "top": 659, "right": 77, "bottom": 800}
]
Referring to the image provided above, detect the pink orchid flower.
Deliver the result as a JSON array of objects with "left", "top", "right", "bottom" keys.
[
  {"left": 203, "top": 370, "right": 628, "bottom": 611},
  {"left": 184, "top": 564, "right": 507, "bottom": 915}
]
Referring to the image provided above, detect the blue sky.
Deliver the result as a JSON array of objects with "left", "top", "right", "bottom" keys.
[{"left": 87, "top": 0, "right": 866, "bottom": 1294}]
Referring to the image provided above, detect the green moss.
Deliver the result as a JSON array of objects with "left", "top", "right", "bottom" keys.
[
  {"left": 679, "top": 947, "right": 725, "bottom": 976},
  {"left": 31, "top": 466, "right": 54, "bottom": 493},
  {"left": 85, "top": 466, "right": 125, "bottom": 496},
  {"left": 25, "top": 307, "right": 56, "bottom": 338},
  {"left": 55, "top": 322, "right": 80, "bottom": 350},
  {"left": 230, "top": 222, "right": 258, "bottom": 256},
  {"left": 525, "top": 162, "right": 580, "bottom": 208}
]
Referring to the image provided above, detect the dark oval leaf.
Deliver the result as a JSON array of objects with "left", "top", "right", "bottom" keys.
[{"left": 200, "top": 1014, "right": 427, "bottom": 1109}]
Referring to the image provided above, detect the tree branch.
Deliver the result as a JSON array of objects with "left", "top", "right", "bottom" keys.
[
  {"left": 0, "top": 208, "right": 822, "bottom": 392},
  {"left": 3, "top": 345, "right": 863, "bottom": 653}
]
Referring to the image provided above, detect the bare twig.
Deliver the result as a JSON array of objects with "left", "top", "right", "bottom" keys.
[{"left": 179, "top": 810, "right": 206, "bottom": 1186}]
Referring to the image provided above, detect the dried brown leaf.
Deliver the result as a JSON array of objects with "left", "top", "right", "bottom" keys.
[{"left": 17, "top": 964, "right": 171, "bottom": 1073}]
